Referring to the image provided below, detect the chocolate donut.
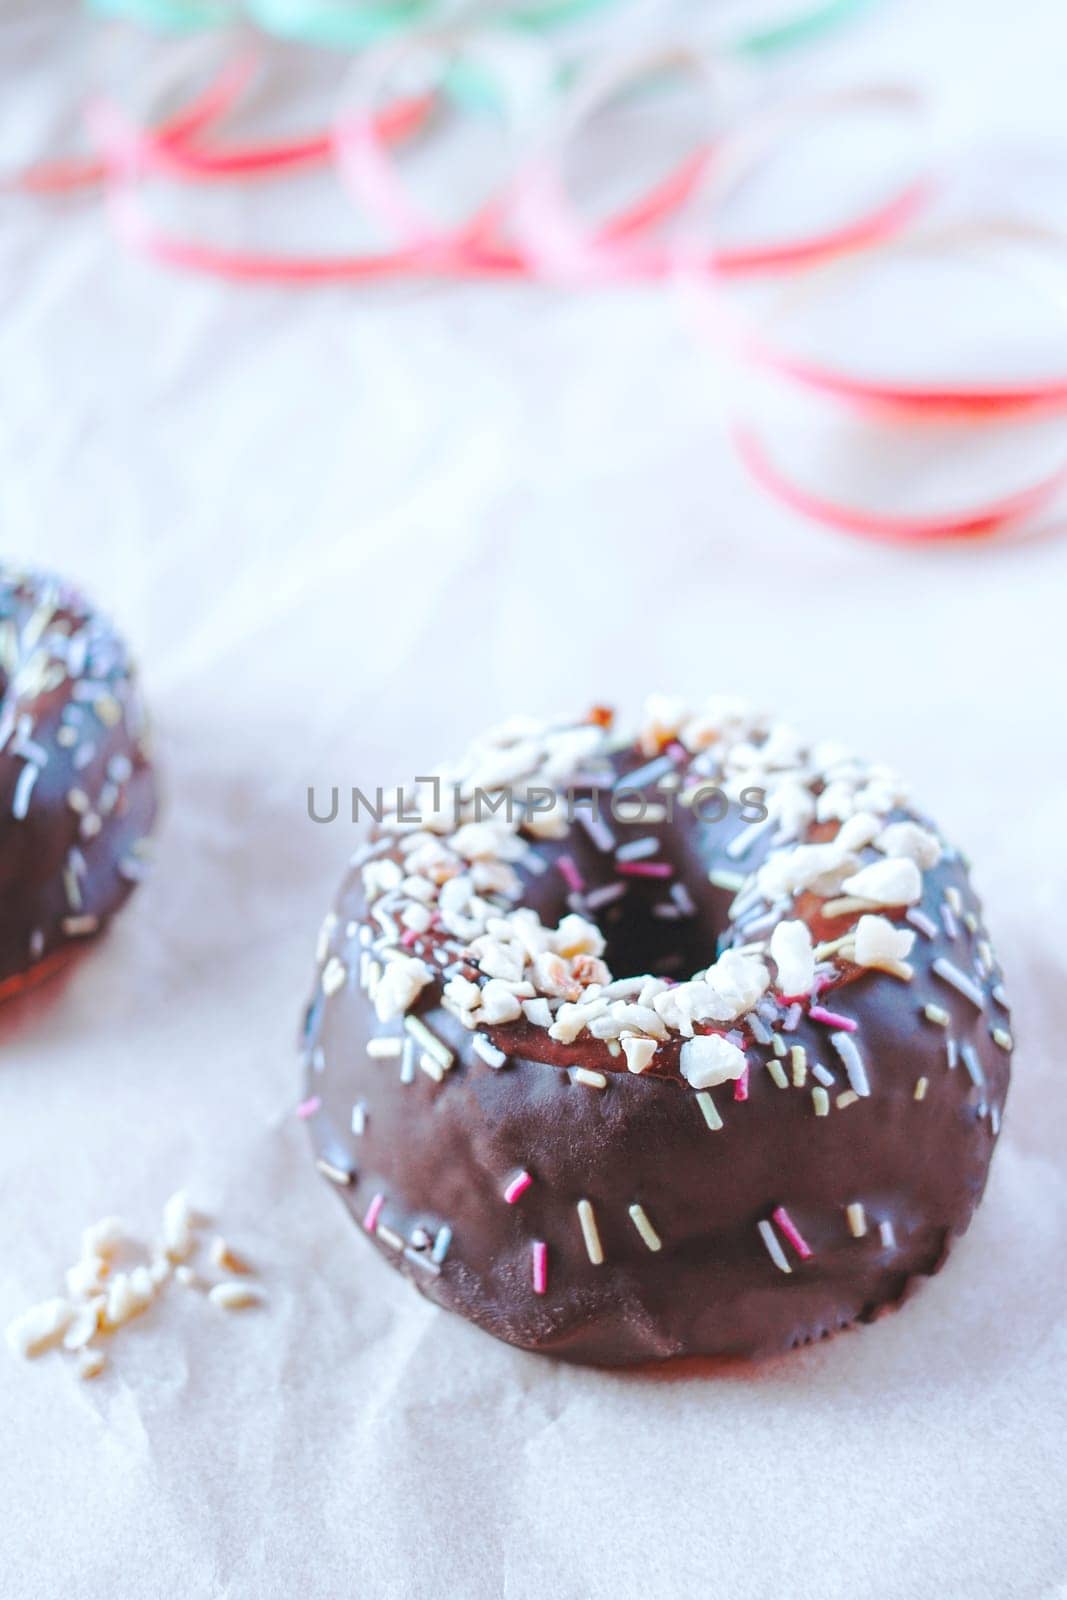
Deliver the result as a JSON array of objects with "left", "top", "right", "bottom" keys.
[
  {"left": 301, "top": 700, "right": 1011, "bottom": 1365},
  {"left": 0, "top": 566, "right": 157, "bottom": 999}
]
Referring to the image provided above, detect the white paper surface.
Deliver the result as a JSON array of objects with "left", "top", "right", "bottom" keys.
[{"left": 1, "top": 1, "right": 1065, "bottom": 1596}]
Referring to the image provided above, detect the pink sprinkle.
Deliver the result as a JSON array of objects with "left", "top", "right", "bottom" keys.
[
  {"left": 504, "top": 1169, "right": 533, "bottom": 1204},
  {"left": 295, "top": 1095, "right": 321, "bottom": 1119},
  {"left": 363, "top": 1192, "right": 384, "bottom": 1233},
  {"left": 772, "top": 1204, "right": 813, "bottom": 1260},
  {"left": 532, "top": 1240, "right": 548, "bottom": 1295},
  {"left": 734, "top": 1066, "right": 749, "bottom": 1102},
  {"left": 556, "top": 854, "right": 585, "bottom": 893},
  {"left": 617, "top": 861, "right": 673, "bottom": 879},
  {"left": 401, "top": 928, "right": 420, "bottom": 949},
  {"left": 809, "top": 1005, "right": 857, "bottom": 1032}
]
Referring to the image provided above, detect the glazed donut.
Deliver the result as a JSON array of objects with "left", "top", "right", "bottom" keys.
[
  {"left": 301, "top": 699, "right": 1011, "bottom": 1366},
  {"left": 0, "top": 566, "right": 157, "bottom": 999}
]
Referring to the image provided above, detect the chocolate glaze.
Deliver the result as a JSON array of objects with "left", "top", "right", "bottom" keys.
[
  {"left": 303, "top": 734, "right": 1010, "bottom": 1365},
  {"left": 0, "top": 568, "right": 157, "bottom": 995}
]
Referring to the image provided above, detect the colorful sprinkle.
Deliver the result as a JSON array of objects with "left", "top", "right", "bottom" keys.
[
  {"left": 914, "top": 1076, "right": 929, "bottom": 1101},
  {"left": 771, "top": 1204, "right": 812, "bottom": 1260},
  {"left": 790, "top": 1045, "right": 808, "bottom": 1087},
  {"left": 295, "top": 1096, "right": 321, "bottom": 1119},
  {"left": 809, "top": 1005, "right": 857, "bottom": 1032},
  {"left": 733, "top": 1066, "right": 749, "bottom": 1102},
  {"left": 767, "top": 1059, "right": 789, "bottom": 1090},
  {"left": 504, "top": 1170, "right": 533, "bottom": 1204},
  {"left": 836, "top": 1090, "right": 859, "bottom": 1110},
  {"left": 992, "top": 1027, "right": 1013, "bottom": 1052},
  {"left": 531, "top": 1240, "right": 548, "bottom": 1294},
  {"left": 812, "top": 1086, "right": 830, "bottom": 1117},
  {"left": 556, "top": 854, "right": 585, "bottom": 893},
  {"left": 363, "top": 1192, "right": 385, "bottom": 1232},
  {"left": 695, "top": 1091, "right": 723, "bottom": 1130},
  {"left": 923, "top": 1003, "right": 950, "bottom": 1027},
  {"left": 616, "top": 860, "right": 673, "bottom": 879},
  {"left": 577, "top": 1199, "right": 604, "bottom": 1265}
]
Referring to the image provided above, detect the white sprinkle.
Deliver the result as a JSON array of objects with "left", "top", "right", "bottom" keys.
[
  {"left": 836, "top": 1089, "right": 859, "bottom": 1109},
  {"left": 209, "top": 1282, "right": 263, "bottom": 1312},
  {"left": 351, "top": 1102, "right": 368, "bottom": 1135},
  {"left": 316, "top": 1158, "right": 352, "bottom": 1186},
  {"left": 572, "top": 1067, "right": 608, "bottom": 1090},
  {"left": 77, "top": 1348, "right": 106, "bottom": 1380},
  {"left": 321, "top": 957, "right": 347, "bottom": 997},
  {"left": 812, "top": 1061, "right": 834, "bottom": 1087},
  {"left": 404, "top": 1014, "right": 454, "bottom": 1070},
  {"left": 615, "top": 835, "right": 660, "bottom": 863},
  {"left": 12, "top": 762, "right": 40, "bottom": 820},
  {"left": 812, "top": 1086, "right": 830, "bottom": 1116},
  {"left": 933, "top": 957, "right": 985, "bottom": 1011},
  {"left": 726, "top": 817, "right": 773, "bottom": 861},
  {"left": 367, "top": 1037, "right": 402, "bottom": 1059},
  {"left": 757, "top": 1219, "right": 792, "bottom": 1274},
  {"left": 431, "top": 1225, "right": 452, "bottom": 1264},
  {"left": 418, "top": 1051, "right": 444, "bottom": 1083},
  {"left": 628, "top": 1203, "right": 662, "bottom": 1252},
  {"left": 577, "top": 1199, "right": 604, "bottom": 1265},
  {"left": 960, "top": 1042, "right": 986, "bottom": 1089},
  {"left": 831, "top": 1032, "right": 871, "bottom": 1097},
  {"left": 709, "top": 868, "right": 745, "bottom": 892},
  {"left": 879, "top": 1220, "right": 896, "bottom": 1250},
  {"left": 992, "top": 1027, "right": 1012, "bottom": 1052},
  {"left": 583, "top": 883, "right": 627, "bottom": 911},
  {"left": 923, "top": 1003, "right": 950, "bottom": 1026},
  {"left": 472, "top": 1034, "right": 508, "bottom": 1069},
  {"left": 576, "top": 808, "right": 615, "bottom": 853},
  {"left": 914, "top": 1077, "right": 928, "bottom": 1101},
  {"left": 846, "top": 1202, "right": 867, "bottom": 1238}
]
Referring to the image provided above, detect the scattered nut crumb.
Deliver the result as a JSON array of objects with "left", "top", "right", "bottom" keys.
[
  {"left": 6, "top": 1298, "right": 73, "bottom": 1359},
  {"left": 77, "top": 1349, "right": 106, "bottom": 1381},
  {"left": 208, "top": 1282, "right": 263, "bottom": 1312},
  {"left": 5, "top": 1192, "right": 264, "bottom": 1378},
  {"left": 209, "top": 1237, "right": 250, "bottom": 1276}
]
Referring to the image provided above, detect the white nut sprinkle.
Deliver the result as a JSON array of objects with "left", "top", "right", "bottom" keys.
[
  {"left": 768, "top": 919, "right": 814, "bottom": 997},
  {"left": 621, "top": 1036, "right": 657, "bottom": 1075},
  {"left": 679, "top": 1033, "right": 747, "bottom": 1090},
  {"left": 852, "top": 914, "right": 917, "bottom": 973},
  {"left": 840, "top": 858, "right": 922, "bottom": 908}
]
